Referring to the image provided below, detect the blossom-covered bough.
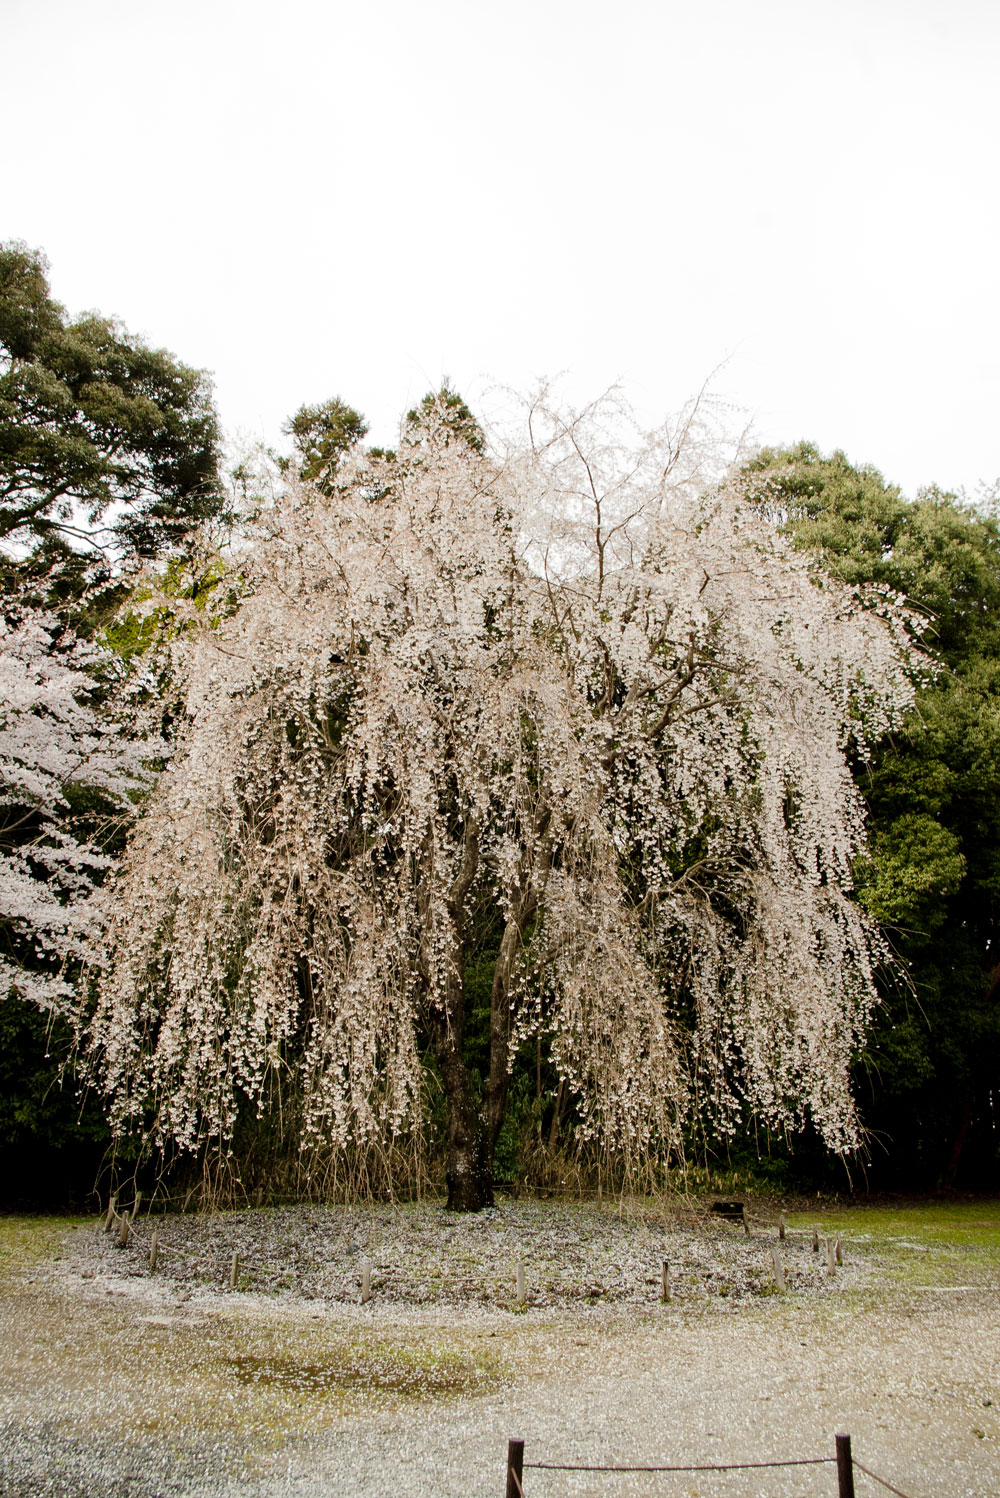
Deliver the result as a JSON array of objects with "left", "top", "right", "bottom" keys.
[
  {"left": 84, "top": 392, "right": 918, "bottom": 1210},
  {"left": 0, "top": 607, "right": 147, "bottom": 1014}
]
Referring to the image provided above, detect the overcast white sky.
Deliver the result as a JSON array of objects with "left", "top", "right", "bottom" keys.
[{"left": 6, "top": 0, "right": 999, "bottom": 496}]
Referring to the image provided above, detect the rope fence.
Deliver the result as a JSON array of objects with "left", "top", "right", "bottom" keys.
[
  {"left": 527, "top": 1458, "right": 833, "bottom": 1473},
  {"left": 853, "top": 1459, "right": 919, "bottom": 1497},
  {"left": 505, "top": 1433, "right": 919, "bottom": 1498}
]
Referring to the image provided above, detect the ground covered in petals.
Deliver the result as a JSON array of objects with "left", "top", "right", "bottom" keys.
[{"left": 0, "top": 1198, "right": 996, "bottom": 1497}]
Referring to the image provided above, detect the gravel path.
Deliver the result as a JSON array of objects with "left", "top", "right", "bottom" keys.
[{"left": 0, "top": 1200, "right": 997, "bottom": 1497}]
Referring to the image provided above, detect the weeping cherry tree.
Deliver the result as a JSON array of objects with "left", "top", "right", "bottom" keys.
[{"left": 84, "top": 391, "right": 917, "bottom": 1209}]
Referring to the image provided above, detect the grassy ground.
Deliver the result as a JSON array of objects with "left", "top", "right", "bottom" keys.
[
  {"left": 0, "top": 1215, "right": 90, "bottom": 1273},
  {"left": 784, "top": 1199, "right": 1000, "bottom": 1287}
]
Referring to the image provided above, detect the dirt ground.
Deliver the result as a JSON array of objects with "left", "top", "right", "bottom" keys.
[{"left": 0, "top": 1202, "right": 996, "bottom": 1497}]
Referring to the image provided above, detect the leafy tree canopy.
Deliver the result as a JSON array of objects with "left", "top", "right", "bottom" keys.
[
  {"left": 745, "top": 442, "right": 1000, "bottom": 1184},
  {"left": 281, "top": 397, "right": 368, "bottom": 493},
  {"left": 0, "top": 242, "right": 224, "bottom": 564}
]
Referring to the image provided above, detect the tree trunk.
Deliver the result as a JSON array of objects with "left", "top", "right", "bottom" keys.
[
  {"left": 431, "top": 1008, "right": 495, "bottom": 1211},
  {"left": 420, "top": 819, "right": 496, "bottom": 1212},
  {"left": 486, "top": 870, "right": 543, "bottom": 1163},
  {"left": 430, "top": 890, "right": 537, "bottom": 1211},
  {"left": 445, "top": 1107, "right": 494, "bottom": 1212},
  {"left": 423, "top": 819, "right": 546, "bottom": 1213},
  {"left": 548, "top": 1076, "right": 566, "bottom": 1151},
  {"left": 943, "top": 1087, "right": 973, "bottom": 1187}
]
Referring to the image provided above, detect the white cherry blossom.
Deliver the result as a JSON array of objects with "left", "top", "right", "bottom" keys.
[{"left": 0, "top": 607, "right": 147, "bottom": 1012}]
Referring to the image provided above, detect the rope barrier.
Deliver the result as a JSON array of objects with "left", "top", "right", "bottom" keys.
[
  {"left": 853, "top": 1459, "right": 918, "bottom": 1498},
  {"left": 513, "top": 1435, "right": 917, "bottom": 1495},
  {"left": 526, "top": 1457, "right": 834, "bottom": 1473}
]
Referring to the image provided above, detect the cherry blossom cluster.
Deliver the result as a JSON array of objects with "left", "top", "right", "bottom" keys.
[{"left": 0, "top": 608, "right": 149, "bottom": 1012}]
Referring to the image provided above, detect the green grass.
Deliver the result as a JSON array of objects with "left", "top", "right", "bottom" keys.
[
  {"left": 0, "top": 1214, "right": 91, "bottom": 1273},
  {"left": 784, "top": 1200, "right": 1000, "bottom": 1286},
  {"left": 225, "top": 1336, "right": 500, "bottom": 1399}
]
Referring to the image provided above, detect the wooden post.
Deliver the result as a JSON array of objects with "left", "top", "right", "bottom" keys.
[
  {"left": 660, "top": 1260, "right": 671, "bottom": 1303},
  {"left": 835, "top": 1432, "right": 855, "bottom": 1498},
  {"left": 812, "top": 1226, "right": 819, "bottom": 1253},
  {"left": 826, "top": 1239, "right": 836, "bottom": 1276},
  {"left": 118, "top": 1212, "right": 130, "bottom": 1249},
  {"left": 770, "top": 1243, "right": 785, "bottom": 1292},
  {"left": 229, "top": 1251, "right": 239, "bottom": 1290},
  {"left": 835, "top": 1237, "right": 843, "bottom": 1266},
  {"left": 516, "top": 1262, "right": 525, "bottom": 1304},
  {"left": 131, "top": 1190, "right": 142, "bottom": 1222},
  {"left": 505, "top": 1438, "right": 525, "bottom": 1498},
  {"left": 149, "top": 1229, "right": 159, "bottom": 1272},
  {"left": 361, "top": 1262, "right": 372, "bottom": 1303},
  {"left": 778, "top": 1213, "right": 786, "bottom": 1240},
  {"left": 105, "top": 1195, "right": 118, "bottom": 1233}
]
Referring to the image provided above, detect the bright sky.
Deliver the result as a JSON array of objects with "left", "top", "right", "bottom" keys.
[{"left": 6, "top": 0, "right": 999, "bottom": 497}]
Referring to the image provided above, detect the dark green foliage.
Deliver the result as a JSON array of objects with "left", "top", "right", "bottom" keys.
[
  {"left": 746, "top": 443, "right": 1000, "bottom": 1187},
  {"left": 0, "top": 1003, "right": 109, "bottom": 1208},
  {"left": 0, "top": 241, "right": 224, "bottom": 562},
  {"left": 0, "top": 1004, "right": 104, "bottom": 1151},
  {"left": 281, "top": 397, "right": 368, "bottom": 493}
]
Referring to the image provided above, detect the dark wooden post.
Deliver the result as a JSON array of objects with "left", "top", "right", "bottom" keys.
[
  {"left": 835, "top": 1432, "right": 855, "bottom": 1498},
  {"left": 505, "top": 1438, "right": 525, "bottom": 1498}
]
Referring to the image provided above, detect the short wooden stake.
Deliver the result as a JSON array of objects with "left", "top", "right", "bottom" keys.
[
  {"left": 505, "top": 1438, "right": 525, "bottom": 1498},
  {"left": 826, "top": 1238, "right": 836, "bottom": 1276},
  {"left": 516, "top": 1262, "right": 525, "bottom": 1304},
  {"left": 770, "top": 1243, "right": 785, "bottom": 1292},
  {"left": 812, "top": 1226, "right": 819, "bottom": 1253},
  {"left": 835, "top": 1236, "right": 843, "bottom": 1266},
  {"left": 105, "top": 1195, "right": 118, "bottom": 1232},
  {"left": 118, "top": 1212, "right": 130, "bottom": 1248},
  {"left": 131, "top": 1190, "right": 142, "bottom": 1220},
  {"left": 661, "top": 1260, "right": 671, "bottom": 1303},
  {"left": 361, "top": 1262, "right": 372, "bottom": 1303},
  {"left": 778, "top": 1213, "right": 786, "bottom": 1240},
  {"left": 835, "top": 1432, "right": 855, "bottom": 1498},
  {"left": 149, "top": 1229, "right": 159, "bottom": 1271},
  {"left": 229, "top": 1251, "right": 239, "bottom": 1290}
]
